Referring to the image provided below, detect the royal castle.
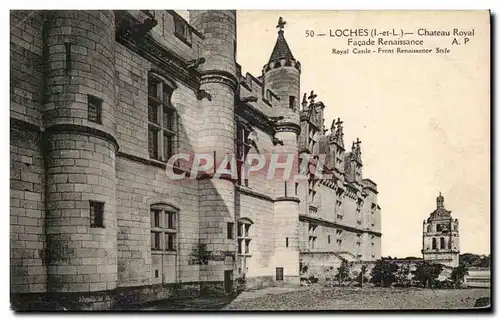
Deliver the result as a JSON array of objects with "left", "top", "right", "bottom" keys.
[{"left": 10, "top": 10, "right": 381, "bottom": 310}]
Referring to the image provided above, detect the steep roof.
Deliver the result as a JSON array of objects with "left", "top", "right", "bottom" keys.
[{"left": 268, "top": 30, "right": 295, "bottom": 63}]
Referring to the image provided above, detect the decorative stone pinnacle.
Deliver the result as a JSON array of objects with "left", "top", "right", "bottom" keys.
[
  {"left": 335, "top": 117, "right": 343, "bottom": 128},
  {"left": 277, "top": 17, "right": 286, "bottom": 32},
  {"left": 308, "top": 90, "right": 317, "bottom": 104},
  {"left": 355, "top": 137, "right": 362, "bottom": 147}
]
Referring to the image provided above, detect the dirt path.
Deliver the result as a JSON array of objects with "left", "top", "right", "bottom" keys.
[{"left": 223, "top": 286, "right": 491, "bottom": 310}]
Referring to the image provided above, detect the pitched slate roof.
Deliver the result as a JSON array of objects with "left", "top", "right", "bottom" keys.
[{"left": 268, "top": 30, "right": 295, "bottom": 63}]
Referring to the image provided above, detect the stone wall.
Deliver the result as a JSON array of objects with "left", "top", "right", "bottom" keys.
[{"left": 10, "top": 10, "right": 47, "bottom": 294}]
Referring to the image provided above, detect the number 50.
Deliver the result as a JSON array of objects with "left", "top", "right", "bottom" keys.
[{"left": 305, "top": 30, "right": 315, "bottom": 37}]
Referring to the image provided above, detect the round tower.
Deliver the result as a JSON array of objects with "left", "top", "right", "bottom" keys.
[
  {"left": 43, "top": 10, "right": 118, "bottom": 293},
  {"left": 189, "top": 10, "right": 238, "bottom": 294},
  {"left": 262, "top": 17, "right": 301, "bottom": 128},
  {"left": 263, "top": 17, "right": 301, "bottom": 284}
]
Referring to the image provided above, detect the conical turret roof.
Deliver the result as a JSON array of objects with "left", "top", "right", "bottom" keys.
[
  {"left": 268, "top": 17, "right": 295, "bottom": 63},
  {"left": 269, "top": 30, "right": 295, "bottom": 62}
]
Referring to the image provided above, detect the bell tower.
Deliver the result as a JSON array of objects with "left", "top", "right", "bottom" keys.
[{"left": 422, "top": 192, "right": 460, "bottom": 267}]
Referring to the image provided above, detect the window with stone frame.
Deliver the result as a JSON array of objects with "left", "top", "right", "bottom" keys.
[
  {"left": 89, "top": 201, "right": 104, "bottom": 228},
  {"left": 236, "top": 120, "right": 251, "bottom": 187},
  {"left": 432, "top": 237, "right": 437, "bottom": 250},
  {"left": 150, "top": 204, "right": 178, "bottom": 252},
  {"left": 289, "top": 96, "right": 296, "bottom": 110},
  {"left": 173, "top": 14, "right": 192, "bottom": 46},
  {"left": 308, "top": 224, "right": 317, "bottom": 250},
  {"left": 237, "top": 218, "right": 252, "bottom": 256},
  {"left": 336, "top": 238, "right": 342, "bottom": 249},
  {"left": 148, "top": 74, "right": 177, "bottom": 162},
  {"left": 87, "top": 95, "right": 103, "bottom": 124},
  {"left": 308, "top": 180, "right": 317, "bottom": 205}
]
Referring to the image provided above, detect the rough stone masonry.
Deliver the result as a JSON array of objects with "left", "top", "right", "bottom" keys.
[{"left": 10, "top": 10, "right": 382, "bottom": 310}]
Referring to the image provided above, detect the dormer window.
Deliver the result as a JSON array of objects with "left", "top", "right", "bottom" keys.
[{"left": 173, "top": 14, "right": 192, "bottom": 46}]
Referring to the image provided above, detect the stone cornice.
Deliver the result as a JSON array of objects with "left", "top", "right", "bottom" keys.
[
  {"left": 10, "top": 118, "right": 42, "bottom": 134},
  {"left": 43, "top": 124, "right": 120, "bottom": 152},
  {"left": 236, "top": 185, "right": 274, "bottom": 202},
  {"left": 275, "top": 196, "right": 300, "bottom": 203},
  {"left": 199, "top": 70, "right": 238, "bottom": 92},
  {"left": 275, "top": 122, "right": 301, "bottom": 135},
  {"left": 299, "top": 214, "right": 382, "bottom": 237}
]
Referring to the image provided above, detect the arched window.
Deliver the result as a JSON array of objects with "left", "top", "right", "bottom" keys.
[
  {"left": 432, "top": 238, "right": 437, "bottom": 249},
  {"left": 436, "top": 224, "right": 442, "bottom": 232},
  {"left": 147, "top": 72, "right": 177, "bottom": 161},
  {"left": 427, "top": 225, "right": 432, "bottom": 233},
  {"left": 440, "top": 237, "right": 445, "bottom": 249},
  {"left": 448, "top": 239, "right": 452, "bottom": 249},
  {"left": 150, "top": 203, "right": 178, "bottom": 252},
  {"left": 237, "top": 218, "right": 253, "bottom": 256}
]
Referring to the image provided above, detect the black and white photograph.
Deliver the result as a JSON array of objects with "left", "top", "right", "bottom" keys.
[{"left": 8, "top": 6, "right": 492, "bottom": 312}]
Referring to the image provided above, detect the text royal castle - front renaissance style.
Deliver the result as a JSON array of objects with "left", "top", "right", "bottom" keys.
[{"left": 10, "top": 10, "right": 381, "bottom": 309}]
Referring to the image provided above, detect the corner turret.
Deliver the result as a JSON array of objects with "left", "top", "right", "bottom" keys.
[{"left": 262, "top": 17, "right": 301, "bottom": 131}]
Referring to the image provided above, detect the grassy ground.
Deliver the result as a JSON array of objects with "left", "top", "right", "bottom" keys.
[
  {"left": 143, "top": 285, "right": 490, "bottom": 311},
  {"left": 223, "top": 286, "right": 491, "bottom": 310}
]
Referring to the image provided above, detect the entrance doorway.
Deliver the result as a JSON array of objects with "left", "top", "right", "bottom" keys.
[
  {"left": 276, "top": 267, "right": 284, "bottom": 281},
  {"left": 224, "top": 270, "right": 233, "bottom": 294}
]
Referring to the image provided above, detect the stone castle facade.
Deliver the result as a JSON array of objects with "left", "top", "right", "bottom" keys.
[
  {"left": 422, "top": 193, "right": 460, "bottom": 267},
  {"left": 10, "top": 10, "right": 381, "bottom": 309}
]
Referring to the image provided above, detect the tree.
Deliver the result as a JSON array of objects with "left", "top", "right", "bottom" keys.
[
  {"left": 450, "top": 263, "right": 468, "bottom": 288},
  {"left": 357, "top": 265, "right": 368, "bottom": 287},
  {"left": 395, "top": 264, "right": 411, "bottom": 287},
  {"left": 412, "top": 262, "right": 443, "bottom": 288},
  {"left": 335, "top": 260, "right": 351, "bottom": 285},
  {"left": 370, "top": 260, "right": 399, "bottom": 287}
]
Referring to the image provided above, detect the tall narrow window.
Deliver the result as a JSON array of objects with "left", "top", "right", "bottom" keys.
[
  {"left": 90, "top": 201, "right": 104, "bottom": 228},
  {"left": 289, "top": 96, "right": 296, "bottom": 109},
  {"left": 227, "top": 222, "right": 234, "bottom": 240},
  {"left": 432, "top": 238, "right": 437, "bottom": 250},
  {"left": 64, "top": 42, "right": 71, "bottom": 71},
  {"left": 237, "top": 219, "right": 253, "bottom": 256},
  {"left": 286, "top": 237, "right": 289, "bottom": 248},
  {"left": 148, "top": 75, "right": 177, "bottom": 161},
  {"left": 88, "top": 95, "right": 102, "bottom": 124},
  {"left": 236, "top": 121, "right": 251, "bottom": 186},
  {"left": 328, "top": 235, "right": 331, "bottom": 244},
  {"left": 308, "top": 224, "right": 317, "bottom": 250},
  {"left": 440, "top": 237, "right": 445, "bottom": 249}
]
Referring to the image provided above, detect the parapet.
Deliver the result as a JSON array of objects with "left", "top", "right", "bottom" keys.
[{"left": 238, "top": 71, "right": 281, "bottom": 115}]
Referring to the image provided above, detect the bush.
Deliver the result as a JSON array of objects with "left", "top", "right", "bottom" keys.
[
  {"left": 308, "top": 275, "right": 319, "bottom": 284},
  {"left": 434, "top": 279, "right": 454, "bottom": 289},
  {"left": 371, "top": 260, "right": 399, "bottom": 287}
]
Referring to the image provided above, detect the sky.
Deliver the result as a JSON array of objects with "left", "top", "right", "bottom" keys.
[{"left": 180, "top": 10, "right": 491, "bottom": 257}]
